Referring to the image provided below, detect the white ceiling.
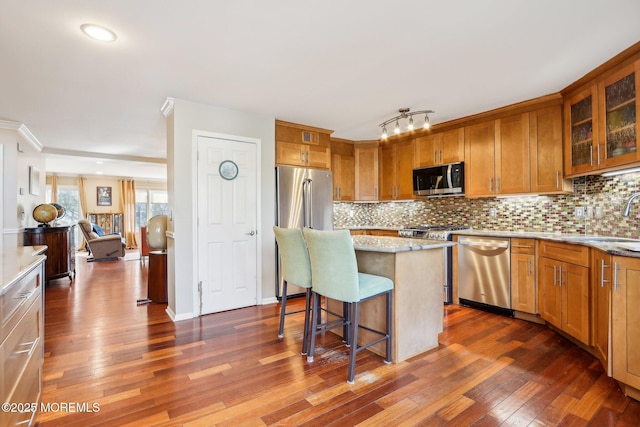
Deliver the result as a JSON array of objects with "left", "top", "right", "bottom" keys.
[{"left": 1, "top": 1, "right": 639, "bottom": 180}]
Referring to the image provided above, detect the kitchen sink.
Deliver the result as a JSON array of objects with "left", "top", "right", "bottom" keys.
[{"left": 616, "top": 242, "right": 640, "bottom": 252}]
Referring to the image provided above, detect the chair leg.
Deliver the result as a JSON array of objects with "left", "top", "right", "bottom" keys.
[
  {"left": 301, "top": 288, "right": 312, "bottom": 355},
  {"left": 385, "top": 291, "right": 393, "bottom": 363},
  {"left": 278, "top": 281, "right": 288, "bottom": 338},
  {"left": 307, "top": 291, "right": 320, "bottom": 363},
  {"left": 343, "top": 301, "right": 351, "bottom": 346},
  {"left": 347, "top": 302, "right": 359, "bottom": 384}
]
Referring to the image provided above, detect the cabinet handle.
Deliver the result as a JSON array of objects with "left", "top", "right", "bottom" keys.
[
  {"left": 597, "top": 145, "right": 601, "bottom": 167},
  {"left": 513, "top": 245, "right": 533, "bottom": 249},
  {"left": 613, "top": 261, "right": 620, "bottom": 291},
  {"left": 553, "top": 265, "right": 557, "bottom": 286},
  {"left": 14, "top": 338, "right": 38, "bottom": 356},
  {"left": 556, "top": 170, "right": 560, "bottom": 189},
  {"left": 558, "top": 265, "right": 564, "bottom": 287},
  {"left": 439, "top": 150, "right": 442, "bottom": 164},
  {"left": 496, "top": 177, "right": 500, "bottom": 192},
  {"left": 527, "top": 258, "right": 532, "bottom": 276},
  {"left": 489, "top": 177, "right": 493, "bottom": 193},
  {"left": 590, "top": 145, "right": 594, "bottom": 167},
  {"left": 434, "top": 151, "right": 438, "bottom": 164},
  {"left": 601, "top": 259, "right": 610, "bottom": 288}
]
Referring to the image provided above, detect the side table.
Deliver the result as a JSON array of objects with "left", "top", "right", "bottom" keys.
[{"left": 148, "top": 250, "right": 167, "bottom": 303}]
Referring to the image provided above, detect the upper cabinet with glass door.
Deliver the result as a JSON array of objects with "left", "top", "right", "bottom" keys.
[
  {"left": 599, "top": 61, "right": 640, "bottom": 169},
  {"left": 564, "top": 55, "right": 640, "bottom": 177},
  {"left": 565, "top": 84, "right": 599, "bottom": 176}
]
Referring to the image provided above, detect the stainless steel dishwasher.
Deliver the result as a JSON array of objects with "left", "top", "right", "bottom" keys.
[{"left": 457, "top": 236, "right": 512, "bottom": 315}]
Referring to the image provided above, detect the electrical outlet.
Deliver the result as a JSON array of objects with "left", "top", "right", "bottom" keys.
[
  {"left": 595, "top": 206, "right": 603, "bottom": 218},
  {"left": 586, "top": 206, "right": 594, "bottom": 218},
  {"left": 489, "top": 208, "right": 497, "bottom": 217},
  {"left": 575, "top": 206, "right": 585, "bottom": 218}
]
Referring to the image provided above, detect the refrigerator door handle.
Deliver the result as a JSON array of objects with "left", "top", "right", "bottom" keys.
[
  {"left": 303, "top": 178, "right": 313, "bottom": 228},
  {"left": 307, "top": 178, "right": 314, "bottom": 228}
]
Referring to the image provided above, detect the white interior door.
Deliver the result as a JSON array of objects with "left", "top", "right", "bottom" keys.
[{"left": 197, "top": 135, "right": 257, "bottom": 315}]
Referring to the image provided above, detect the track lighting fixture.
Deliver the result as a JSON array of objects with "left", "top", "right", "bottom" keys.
[{"left": 379, "top": 108, "right": 434, "bottom": 140}]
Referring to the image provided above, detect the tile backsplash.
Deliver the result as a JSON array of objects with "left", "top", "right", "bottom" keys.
[{"left": 334, "top": 172, "right": 640, "bottom": 239}]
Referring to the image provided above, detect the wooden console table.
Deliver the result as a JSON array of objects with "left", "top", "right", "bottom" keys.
[{"left": 24, "top": 225, "right": 75, "bottom": 283}]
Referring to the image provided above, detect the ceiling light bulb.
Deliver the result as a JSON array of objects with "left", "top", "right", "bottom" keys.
[
  {"left": 381, "top": 126, "right": 388, "bottom": 139},
  {"left": 423, "top": 114, "right": 431, "bottom": 129},
  {"left": 80, "top": 24, "right": 117, "bottom": 42},
  {"left": 394, "top": 120, "right": 401, "bottom": 134},
  {"left": 408, "top": 116, "right": 414, "bottom": 131}
]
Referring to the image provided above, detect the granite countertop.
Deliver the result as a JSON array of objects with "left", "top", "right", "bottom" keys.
[
  {"left": 451, "top": 230, "right": 640, "bottom": 259},
  {"left": 352, "top": 235, "right": 455, "bottom": 253},
  {"left": 0, "top": 246, "right": 47, "bottom": 295},
  {"left": 342, "top": 225, "right": 403, "bottom": 231}
]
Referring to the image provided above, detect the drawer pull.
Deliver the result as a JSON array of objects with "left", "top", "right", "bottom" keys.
[
  {"left": 512, "top": 245, "right": 533, "bottom": 249},
  {"left": 14, "top": 338, "right": 39, "bottom": 356}
]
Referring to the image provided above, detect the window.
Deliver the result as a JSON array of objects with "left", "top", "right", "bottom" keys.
[
  {"left": 135, "top": 189, "right": 168, "bottom": 230},
  {"left": 47, "top": 184, "right": 81, "bottom": 248}
]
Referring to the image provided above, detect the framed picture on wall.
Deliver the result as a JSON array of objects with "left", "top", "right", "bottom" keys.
[
  {"left": 97, "top": 186, "right": 112, "bottom": 206},
  {"left": 29, "top": 165, "right": 40, "bottom": 195}
]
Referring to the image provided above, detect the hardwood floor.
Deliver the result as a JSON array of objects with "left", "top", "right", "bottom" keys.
[{"left": 36, "top": 252, "right": 640, "bottom": 426}]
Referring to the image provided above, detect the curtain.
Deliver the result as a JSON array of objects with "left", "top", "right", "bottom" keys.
[
  {"left": 119, "top": 179, "right": 138, "bottom": 249},
  {"left": 77, "top": 177, "right": 88, "bottom": 251},
  {"left": 50, "top": 174, "right": 58, "bottom": 203}
]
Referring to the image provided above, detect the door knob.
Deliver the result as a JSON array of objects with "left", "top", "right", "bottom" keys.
[{"left": 246, "top": 230, "right": 256, "bottom": 236}]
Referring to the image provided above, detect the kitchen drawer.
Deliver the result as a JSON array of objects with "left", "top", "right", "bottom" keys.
[
  {"left": 511, "top": 238, "right": 535, "bottom": 255},
  {"left": 1, "top": 293, "right": 42, "bottom": 402},
  {"left": 1, "top": 338, "right": 42, "bottom": 427},
  {"left": 1, "top": 264, "right": 43, "bottom": 344},
  {"left": 539, "top": 240, "right": 590, "bottom": 266}
]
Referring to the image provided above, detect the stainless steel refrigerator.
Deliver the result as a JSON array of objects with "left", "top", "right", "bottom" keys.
[{"left": 275, "top": 166, "right": 333, "bottom": 297}]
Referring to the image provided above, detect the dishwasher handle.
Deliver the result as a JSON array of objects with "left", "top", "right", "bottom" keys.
[{"left": 458, "top": 239, "right": 509, "bottom": 250}]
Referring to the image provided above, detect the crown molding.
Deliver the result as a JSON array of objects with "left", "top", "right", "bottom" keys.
[
  {"left": 0, "top": 121, "right": 44, "bottom": 152},
  {"left": 161, "top": 97, "right": 174, "bottom": 117},
  {"left": 0, "top": 119, "right": 21, "bottom": 130},
  {"left": 18, "top": 124, "right": 44, "bottom": 152},
  {"left": 43, "top": 147, "right": 166, "bottom": 164}
]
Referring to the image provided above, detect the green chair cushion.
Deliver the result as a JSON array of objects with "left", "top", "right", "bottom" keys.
[
  {"left": 273, "top": 227, "right": 312, "bottom": 289},
  {"left": 357, "top": 273, "right": 394, "bottom": 300}
]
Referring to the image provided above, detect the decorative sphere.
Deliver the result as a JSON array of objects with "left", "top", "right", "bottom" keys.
[
  {"left": 146, "top": 215, "right": 168, "bottom": 250},
  {"left": 50, "top": 203, "right": 66, "bottom": 219},
  {"left": 33, "top": 204, "right": 58, "bottom": 225}
]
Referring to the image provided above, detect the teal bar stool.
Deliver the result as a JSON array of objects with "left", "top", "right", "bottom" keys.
[
  {"left": 273, "top": 226, "right": 313, "bottom": 355},
  {"left": 303, "top": 228, "right": 394, "bottom": 384}
]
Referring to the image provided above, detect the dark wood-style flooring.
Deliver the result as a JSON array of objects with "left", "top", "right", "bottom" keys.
[{"left": 36, "top": 251, "right": 640, "bottom": 426}]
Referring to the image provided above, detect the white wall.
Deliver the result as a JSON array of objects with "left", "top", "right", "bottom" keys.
[
  {"left": 1, "top": 126, "right": 46, "bottom": 247},
  {"left": 167, "top": 99, "right": 276, "bottom": 320}
]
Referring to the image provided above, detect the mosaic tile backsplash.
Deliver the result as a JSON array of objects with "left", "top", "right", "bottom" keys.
[{"left": 334, "top": 172, "right": 640, "bottom": 239}]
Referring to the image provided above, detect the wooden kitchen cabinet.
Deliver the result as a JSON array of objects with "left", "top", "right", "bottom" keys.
[
  {"left": 330, "top": 139, "right": 354, "bottom": 201},
  {"left": 414, "top": 127, "right": 464, "bottom": 167},
  {"left": 538, "top": 241, "right": 591, "bottom": 345},
  {"left": 495, "top": 113, "right": 530, "bottom": 194},
  {"left": 465, "top": 114, "right": 530, "bottom": 197},
  {"left": 511, "top": 238, "right": 536, "bottom": 314},
  {"left": 564, "top": 58, "right": 640, "bottom": 177},
  {"left": 611, "top": 256, "right": 640, "bottom": 399},
  {"left": 464, "top": 120, "right": 496, "bottom": 196},
  {"left": 354, "top": 142, "right": 379, "bottom": 201},
  {"left": 530, "top": 106, "right": 572, "bottom": 193},
  {"left": 591, "top": 249, "right": 612, "bottom": 372},
  {"left": 275, "top": 120, "right": 332, "bottom": 169},
  {"left": 379, "top": 139, "right": 414, "bottom": 200}
]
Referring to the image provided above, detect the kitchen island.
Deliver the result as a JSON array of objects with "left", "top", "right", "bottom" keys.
[
  {"left": 327, "top": 235, "right": 455, "bottom": 362},
  {"left": 1, "top": 246, "right": 46, "bottom": 427}
]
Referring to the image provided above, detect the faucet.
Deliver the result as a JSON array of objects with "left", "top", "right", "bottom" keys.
[{"left": 623, "top": 192, "right": 640, "bottom": 216}]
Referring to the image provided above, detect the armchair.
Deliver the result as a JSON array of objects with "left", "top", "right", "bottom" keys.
[{"left": 78, "top": 219, "right": 126, "bottom": 261}]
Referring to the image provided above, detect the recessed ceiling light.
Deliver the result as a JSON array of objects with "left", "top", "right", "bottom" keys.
[{"left": 80, "top": 24, "right": 117, "bottom": 42}]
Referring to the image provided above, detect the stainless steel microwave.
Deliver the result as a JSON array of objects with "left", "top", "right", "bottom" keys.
[{"left": 413, "top": 162, "right": 465, "bottom": 196}]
